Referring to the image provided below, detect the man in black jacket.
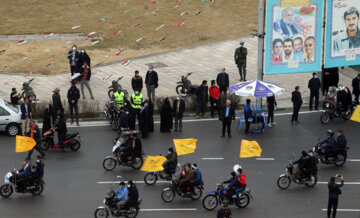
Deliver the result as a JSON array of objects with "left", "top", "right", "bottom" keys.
[
  {"left": 216, "top": 68, "right": 229, "bottom": 94},
  {"left": 131, "top": 70, "right": 143, "bottom": 92},
  {"left": 52, "top": 88, "right": 64, "bottom": 124},
  {"left": 327, "top": 174, "right": 344, "bottom": 218},
  {"left": 145, "top": 65, "right": 158, "bottom": 102},
  {"left": 352, "top": 73, "right": 360, "bottom": 105},
  {"left": 10, "top": 88, "right": 21, "bottom": 105},
  {"left": 173, "top": 95, "right": 185, "bottom": 132},
  {"left": 308, "top": 72, "right": 321, "bottom": 110},
  {"left": 26, "top": 121, "right": 45, "bottom": 160},
  {"left": 291, "top": 86, "right": 303, "bottom": 123},
  {"left": 67, "top": 82, "right": 80, "bottom": 126},
  {"left": 195, "top": 80, "right": 208, "bottom": 119},
  {"left": 220, "top": 100, "right": 235, "bottom": 137},
  {"left": 293, "top": 150, "right": 309, "bottom": 180},
  {"left": 162, "top": 147, "right": 178, "bottom": 177}
]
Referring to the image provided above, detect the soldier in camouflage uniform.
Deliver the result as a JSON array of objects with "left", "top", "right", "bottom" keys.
[{"left": 234, "top": 42, "right": 248, "bottom": 81}]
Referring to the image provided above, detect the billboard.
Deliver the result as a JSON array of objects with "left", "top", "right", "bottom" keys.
[
  {"left": 325, "top": 0, "right": 360, "bottom": 68},
  {"left": 265, "top": 0, "right": 324, "bottom": 75}
]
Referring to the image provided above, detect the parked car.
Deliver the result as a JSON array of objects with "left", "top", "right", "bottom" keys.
[{"left": 0, "top": 99, "right": 21, "bottom": 136}]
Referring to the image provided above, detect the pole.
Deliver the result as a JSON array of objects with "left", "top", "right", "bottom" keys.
[{"left": 257, "top": 0, "right": 265, "bottom": 106}]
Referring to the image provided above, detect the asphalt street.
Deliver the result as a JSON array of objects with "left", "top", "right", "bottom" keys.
[{"left": 0, "top": 111, "right": 360, "bottom": 218}]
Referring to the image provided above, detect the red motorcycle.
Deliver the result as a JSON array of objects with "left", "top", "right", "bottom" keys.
[{"left": 40, "top": 128, "right": 82, "bottom": 151}]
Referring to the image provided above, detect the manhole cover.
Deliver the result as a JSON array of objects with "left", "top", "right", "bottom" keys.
[{"left": 145, "top": 62, "right": 168, "bottom": 68}]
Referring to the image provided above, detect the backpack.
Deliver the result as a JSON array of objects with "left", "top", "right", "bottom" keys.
[{"left": 238, "top": 174, "right": 247, "bottom": 188}]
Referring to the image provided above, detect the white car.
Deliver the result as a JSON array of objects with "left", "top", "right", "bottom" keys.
[{"left": 0, "top": 99, "right": 21, "bottom": 136}]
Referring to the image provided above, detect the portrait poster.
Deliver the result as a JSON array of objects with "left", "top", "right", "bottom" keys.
[
  {"left": 265, "top": 0, "right": 324, "bottom": 74},
  {"left": 325, "top": 0, "right": 360, "bottom": 68}
]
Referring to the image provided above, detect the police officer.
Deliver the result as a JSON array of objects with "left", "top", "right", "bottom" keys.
[
  {"left": 234, "top": 41, "right": 248, "bottom": 81},
  {"left": 113, "top": 88, "right": 125, "bottom": 108},
  {"left": 131, "top": 90, "right": 143, "bottom": 122}
]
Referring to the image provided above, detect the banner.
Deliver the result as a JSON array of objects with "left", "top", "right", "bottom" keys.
[
  {"left": 140, "top": 156, "right": 167, "bottom": 172},
  {"left": 350, "top": 105, "right": 360, "bottom": 122},
  {"left": 325, "top": 0, "right": 360, "bottom": 68},
  {"left": 265, "top": 0, "right": 324, "bottom": 74},
  {"left": 173, "top": 138, "right": 197, "bottom": 155},
  {"left": 16, "top": 135, "right": 36, "bottom": 153},
  {"left": 240, "top": 140, "right": 262, "bottom": 158}
]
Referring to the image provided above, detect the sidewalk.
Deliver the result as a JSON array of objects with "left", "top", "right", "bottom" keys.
[{"left": 0, "top": 36, "right": 357, "bottom": 110}]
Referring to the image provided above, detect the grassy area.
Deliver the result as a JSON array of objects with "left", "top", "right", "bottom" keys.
[{"left": 0, "top": 0, "right": 258, "bottom": 74}]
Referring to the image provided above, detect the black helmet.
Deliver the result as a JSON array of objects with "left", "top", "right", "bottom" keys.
[{"left": 326, "top": 130, "right": 334, "bottom": 137}]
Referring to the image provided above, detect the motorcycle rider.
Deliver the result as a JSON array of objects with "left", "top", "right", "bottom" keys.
[
  {"left": 336, "top": 85, "right": 348, "bottom": 117},
  {"left": 115, "top": 182, "right": 128, "bottom": 214},
  {"left": 179, "top": 163, "right": 195, "bottom": 195},
  {"left": 335, "top": 130, "right": 347, "bottom": 154},
  {"left": 293, "top": 151, "right": 310, "bottom": 181},
  {"left": 304, "top": 150, "right": 318, "bottom": 179},
  {"left": 32, "top": 155, "right": 44, "bottom": 181},
  {"left": 126, "top": 180, "right": 139, "bottom": 207},
  {"left": 17, "top": 160, "right": 32, "bottom": 188},
  {"left": 120, "top": 134, "right": 142, "bottom": 163},
  {"left": 162, "top": 147, "right": 178, "bottom": 178},
  {"left": 234, "top": 168, "right": 246, "bottom": 202},
  {"left": 321, "top": 130, "right": 336, "bottom": 163},
  {"left": 190, "top": 163, "right": 203, "bottom": 191}
]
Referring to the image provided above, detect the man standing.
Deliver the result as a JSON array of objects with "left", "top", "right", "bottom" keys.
[
  {"left": 26, "top": 121, "right": 45, "bottom": 160},
  {"left": 220, "top": 100, "right": 235, "bottom": 137},
  {"left": 266, "top": 95, "right": 277, "bottom": 127},
  {"left": 67, "top": 82, "right": 80, "bottom": 126},
  {"left": 145, "top": 65, "right": 158, "bottom": 102},
  {"left": 139, "top": 103, "right": 149, "bottom": 138},
  {"left": 113, "top": 88, "right": 125, "bottom": 109},
  {"left": 10, "top": 88, "right": 21, "bottom": 105},
  {"left": 308, "top": 72, "right": 321, "bottom": 110},
  {"left": 173, "top": 95, "right": 185, "bottom": 132},
  {"left": 131, "top": 90, "right": 143, "bottom": 121},
  {"left": 274, "top": 7, "right": 299, "bottom": 38},
  {"left": 234, "top": 42, "right": 248, "bottom": 81},
  {"left": 216, "top": 68, "right": 229, "bottom": 94},
  {"left": 67, "top": 44, "right": 79, "bottom": 76},
  {"left": 304, "top": 36, "right": 315, "bottom": 62},
  {"left": 291, "top": 86, "right": 303, "bottom": 123},
  {"left": 283, "top": 38, "right": 294, "bottom": 62},
  {"left": 52, "top": 88, "right": 64, "bottom": 124},
  {"left": 20, "top": 98, "right": 31, "bottom": 135},
  {"left": 79, "top": 62, "right": 94, "bottom": 100},
  {"left": 244, "top": 99, "right": 252, "bottom": 134},
  {"left": 195, "top": 80, "right": 208, "bottom": 119},
  {"left": 333, "top": 7, "right": 360, "bottom": 55},
  {"left": 131, "top": 70, "right": 143, "bottom": 92},
  {"left": 327, "top": 174, "right": 344, "bottom": 218},
  {"left": 293, "top": 37, "right": 304, "bottom": 62},
  {"left": 352, "top": 73, "right": 360, "bottom": 105},
  {"left": 209, "top": 80, "right": 220, "bottom": 118}
]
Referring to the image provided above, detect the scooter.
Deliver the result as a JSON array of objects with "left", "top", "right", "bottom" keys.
[
  {"left": 175, "top": 72, "right": 198, "bottom": 97},
  {"left": 313, "top": 143, "right": 348, "bottom": 167},
  {"left": 40, "top": 128, "right": 82, "bottom": 151},
  {"left": 108, "top": 77, "right": 123, "bottom": 99},
  {"left": 21, "top": 78, "right": 37, "bottom": 102}
]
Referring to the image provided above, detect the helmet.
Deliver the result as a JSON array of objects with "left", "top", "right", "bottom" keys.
[
  {"left": 233, "top": 164, "right": 242, "bottom": 173},
  {"left": 326, "top": 130, "right": 334, "bottom": 136}
]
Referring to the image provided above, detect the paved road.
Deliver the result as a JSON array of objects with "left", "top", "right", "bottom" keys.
[{"left": 0, "top": 111, "right": 359, "bottom": 218}]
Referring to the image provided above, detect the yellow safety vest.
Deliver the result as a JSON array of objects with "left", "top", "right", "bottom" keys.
[
  {"left": 131, "top": 93, "right": 143, "bottom": 109},
  {"left": 114, "top": 91, "right": 125, "bottom": 107}
]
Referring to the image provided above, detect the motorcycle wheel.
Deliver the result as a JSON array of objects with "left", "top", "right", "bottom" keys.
[
  {"left": 110, "top": 119, "right": 120, "bottom": 131},
  {"left": 94, "top": 208, "right": 109, "bottom": 218},
  {"left": 70, "top": 139, "right": 81, "bottom": 151},
  {"left": 40, "top": 140, "right": 50, "bottom": 151},
  {"left": 320, "top": 112, "right": 330, "bottom": 125},
  {"left": 175, "top": 85, "right": 187, "bottom": 97},
  {"left": 31, "top": 183, "right": 44, "bottom": 195},
  {"left": 103, "top": 157, "right": 117, "bottom": 171},
  {"left": 334, "top": 154, "right": 346, "bottom": 167},
  {"left": 125, "top": 207, "right": 138, "bottom": 218},
  {"left": 235, "top": 194, "right": 250, "bottom": 208},
  {"left": 131, "top": 157, "right": 144, "bottom": 169},
  {"left": 108, "top": 90, "right": 114, "bottom": 99},
  {"left": 305, "top": 175, "right": 318, "bottom": 187},
  {"left": 144, "top": 173, "right": 158, "bottom": 185},
  {"left": 202, "top": 194, "right": 219, "bottom": 211},
  {"left": 161, "top": 189, "right": 175, "bottom": 202},
  {"left": 277, "top": 176, "right": 291, "bottom": 189},
  {"left": 0, "top": 184, "right": 13, "bottom": 198},
  {"left": 190, "top": 186, "right": 202, "bottom": 200}
]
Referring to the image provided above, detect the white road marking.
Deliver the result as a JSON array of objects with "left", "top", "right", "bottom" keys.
[
  {"left": 348, "top": 159, "right": 360, "bottom": 162},
  {"left": 275, "top": 110, "right": 324, "bottom": 116},
  {"left": 322, "top": 209, "right": 360, "bottom": 212},
  {"left": 201, "top": 157, "right": 224, "bottom": 160},
  {"left": 256, "top": 158, "right": 275, "bottom": 160},
  {"left": 97, "top": 181, "right": 171, "bottom": 184},
  {"left": 140, "top": 208, "right": 198, "bottom": 212},
  {"left": 318, "top": 182, "right": 360, "bottom": 185}
]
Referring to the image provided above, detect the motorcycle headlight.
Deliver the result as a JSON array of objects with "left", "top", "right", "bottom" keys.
[
  {"left": 103, "top": 199, "right": 106, "bottom": 204},
  {"left": 326, "top": 103, "right": 329, "bottom": 107}
]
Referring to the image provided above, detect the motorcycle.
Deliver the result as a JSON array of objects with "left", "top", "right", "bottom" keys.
[
  {"left": 144, "top": 168, "right": 176, "bottom": 185},
  {"left": 175, "top": 72, "right": 198, "bottom": 97},
  {"left": 313, "top": 143, "right": 348, "bottom": 167},
  {"left": 277, "top": 154, "right": 318, "bottom": 189},
  {"left": 21, "top": 78, "right": 37, "bottom": 102},
  {"left": 104, "top": 101, "right": 122, "bottom": 131},
  {"left": 202, "top": 183, "right": 252, "bottom": 211},
  {"left": 103, "top": 131, "right": 144, "bottom": 171},
  {"left": 40, "top": 128, "right": 82, "bottom": 151},
  {"left": 0, "top": 170, "right": 45, "bottom": 198},
  {"left": 108, "top": 77, "right": 123, "bottom": 99},
  {"left": 94, "top": 185, "right": 141, "bottom": 218},
  {"left": 320, "top": 99, "right": 353, "bottom": 124}
]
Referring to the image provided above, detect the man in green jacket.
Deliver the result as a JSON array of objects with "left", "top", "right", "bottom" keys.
[{"left": 234, "top": 42, "right": 248, "bottom": 81}]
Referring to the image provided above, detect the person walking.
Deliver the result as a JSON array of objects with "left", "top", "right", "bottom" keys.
[
  {"left": 67, "top": 82, "right": 80, "bottom": 126},
  {"left": 352, "top": 73, "right": 360, "bottom": 105},
  {"left": 220, "top": 100, "right": 235, "bottom": 137},
  {"left": 209, "top": 80, "right": 220, "bottom": 118},
  {"left": 131, "top": 70, "right": 143, "bottom": 92},
  {"left": 52, "top": 88, "right": 64, "bottom": 125},
  {"left": 67, "top": 44, "right": 79, "bottom": 76},
  {"left": 308, "top": 72, "right": 321, "bottom": 110},
  {"left": 79, "top": 62, "right": 94, "bottom": 100},
  {"left": 145, "top": 65, "right": 158, "bottom": 102},
  {"left": 216, "top": 68, "right": 229, "bottom": 94},
  {"left": 20, "top": 98, "right": 32, "bottom": 135},
  {"left": 291, "top": 86, "right": 303, "bottom": 123},
  {"left": 195, "top": 80, "right": 209, "bottom": 119},
  {"left": 144, "top": 97, "right": 154, "bottom": 132},
  {"left": 131, "top": 90, "right": 143, "bottom": 121},
  {"left": 78, "top": 49, "right": 90, "bottom": 72},
  {"left": 266, "top": 95, "right": 277, "bottom": 127},
  {"left": 26, "top": 121, "right": 45, "bottom": 160},
  {"left": 244, "top": 99, "right": 252, "bottom": 134},
  {"left": 10, "top": 88, "right": 21, "bottom": 105},
  {"left": 173, "top": 95, "right": 185, "bottom": 132},
  {"left": 234, "top": 41, "right": 248, "bottom": 81},
  {"left": 327, "top": 174, "right": 344, "bottom": 218},
  {"left": 217, "top": 204, "right": 232, "bottom": 218},
  {"left": 42, "top": 104, "right": 53, "bottom": 135},
  {"left": 139, "top": 103, "right": 149, "bottom": 138},
  {"left": 160, "top": 98, "right": 173, "bottom": 132}
]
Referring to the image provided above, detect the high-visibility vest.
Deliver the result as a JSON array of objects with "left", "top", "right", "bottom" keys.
[
  {"left": 114, "top": 91, "right": 125, "bottom": 107},
  {"left": 131, "top": 93, "right": 143, "bottom": 109}
]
